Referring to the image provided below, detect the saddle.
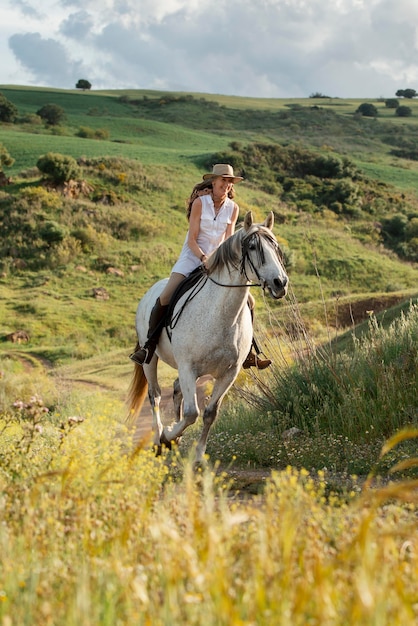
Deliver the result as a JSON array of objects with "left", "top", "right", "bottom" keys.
[{"left": 165, "top": 266, "right": 207, "bottom": 332}]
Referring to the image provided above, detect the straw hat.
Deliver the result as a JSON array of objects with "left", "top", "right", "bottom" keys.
[{"left": 202, "top": 163, "right": 243, "bottom": 183}]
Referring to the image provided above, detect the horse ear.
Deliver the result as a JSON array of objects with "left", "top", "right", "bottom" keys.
[
  {"left": 264, "top": 211, "right": 274, "bottom": 230},
  {"left": 244, "top": 211, "right": 253, "bottom": 230}
]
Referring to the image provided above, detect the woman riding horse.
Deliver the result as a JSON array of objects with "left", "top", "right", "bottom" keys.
[
  {"left": 128, "top": 211, "right": 288, "bottom": 462},
  {"left": 130, "top": 163, "right": 271, "bottom": 369}
]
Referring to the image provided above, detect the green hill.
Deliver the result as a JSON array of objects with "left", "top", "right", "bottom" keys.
[{"left": 0, "top": 86, "right": 417, "bottom": 390}]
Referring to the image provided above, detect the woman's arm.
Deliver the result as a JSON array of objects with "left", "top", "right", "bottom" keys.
[{"left": 225, "top": 202, "right": 239, "bottom": 239}]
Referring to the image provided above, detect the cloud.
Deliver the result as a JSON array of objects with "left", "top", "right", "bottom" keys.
[
  {"left": 3, "top": 0, "right": 418, "bottom": 97},
  {"left": 59, "top": 11, "right": 94, "bottom": 40},
  {"left": 8, "top": 32, "right": 88, "bottom": 87}
]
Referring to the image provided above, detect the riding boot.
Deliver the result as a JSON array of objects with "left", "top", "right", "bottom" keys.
[
  {"left": 242, "top": 349, "right": 272, "bottom": 370},
  {"left": 130, "top": 297, "right": 169, "bottom": 365},
  {"left": 242, "top": 300, "right": 272, "bottom": 370}
]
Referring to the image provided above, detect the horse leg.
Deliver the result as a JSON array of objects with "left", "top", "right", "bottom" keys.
[
  {"left": 173, "top": 377, "right": 183, "bottom": 423},
  {"left": 195, "top": 369, "right": 240, "bottom": 464},
  {"left": 143, "top": 357, "right": 163, "bottom": 451},
  {"left": 161, "top": 370, "right": 199, "bottom": 445}
]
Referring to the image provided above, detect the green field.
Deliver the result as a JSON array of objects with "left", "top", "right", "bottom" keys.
[
  {"left": 0, "top": 85, "right": 418, "bottom": 626},
  {"left": 0, "top": 84, "right": 417, "bottom": 432}
]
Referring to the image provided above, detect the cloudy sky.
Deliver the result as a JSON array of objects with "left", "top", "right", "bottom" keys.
[{"left": 2, "top": 0, "right": 418, "bottom": 99}]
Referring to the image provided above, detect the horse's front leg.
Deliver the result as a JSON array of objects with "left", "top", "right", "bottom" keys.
[
  {"left": 172, "top": 377, "right": 183, "bottom": 423},
  {"left": 149, "top": 393, "right": 163, "bottom": 449},
  {"left": 143, "top": 360, "right": 163, "bottom": 450},
  {"left": 195, "top": 368, "right": 240, "bottom": 464},
  {"left": 161, "top": 370, "right": 199, "bottom": 445}
]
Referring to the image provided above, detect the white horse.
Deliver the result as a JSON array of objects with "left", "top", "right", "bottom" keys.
[{"left": 127, "top": 211, "right": 288, "bottom": 463}]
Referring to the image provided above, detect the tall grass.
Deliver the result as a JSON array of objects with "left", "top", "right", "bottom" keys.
[
  {"left": 0, "top": 354, "right": 418, "bottom": 625},
  {"left": 204, "top": 302, "right": 418, "bottom": 474},
  {"left": 0, "top": 381, "right": 417, "bottom": 625},
  {"left": 261, "top": 303, "right": 418, "bottom": 440}
]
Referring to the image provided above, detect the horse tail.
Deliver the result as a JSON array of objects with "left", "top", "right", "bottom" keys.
[{"left": 126, "top": 361, "right": 149, "bottom": 427}]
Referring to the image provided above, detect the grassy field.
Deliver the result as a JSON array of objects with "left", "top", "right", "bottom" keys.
[
  {"left": 0, "top": 85, "right": 418, "bottom": 624},
  {"left": 0, "top": 85, "right": 417, "bottom": 375}
]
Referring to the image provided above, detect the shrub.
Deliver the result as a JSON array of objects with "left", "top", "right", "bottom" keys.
[
  {"left": 385, "top": 99, "right": 399, "bottom": 109},
  {"left": 405, "top": 217, "right": 418, "bottom": 240},
  {"left": 0, "top": 93, "right": 18, "bottom": 123},
  {"left": 76, "top": 126, "right": 109, "bottom": 140},
  {"left": 36, "top": 103, "right": 66, "bottom": 125},
  {"left": 356, "top": 103, "right": 378, "bottom": 117},
  {"left": 37, "top": 152, "right": 81, "bottom": 183},
  {"left": 382, "top": 213, "right": 408, "bottom": 239},
  {"left": 0, "top": 143, "right": 14, "bottom": 171},
  {"left": 396, "top": 106, "right": 412, "bottom": 117},
  {"left": 38, "top": 220, "right": 67, "bottom": 245},
  {"left": 20, "top": 186, "right": 63, "bottom": 210},
  {"left": 50, "top": 236, "right": 83, "bottom": 266},
  {"left": 19, "top": 113, "right": 42, "bottom": 126}
]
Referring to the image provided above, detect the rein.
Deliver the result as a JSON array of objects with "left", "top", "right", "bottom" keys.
[
  {"left": 168, "top": 229, "right": 281, "bottom": 331},
  {"left": 206, "top": 274, "right": 262, "bottom": 289}
]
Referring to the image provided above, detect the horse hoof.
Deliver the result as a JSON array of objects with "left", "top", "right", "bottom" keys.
[{"left": 160, "top": 432, "right": 172, "bottom": 450}]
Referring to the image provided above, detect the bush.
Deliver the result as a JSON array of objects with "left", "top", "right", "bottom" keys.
[
  {"left": 19, "top": 113, "right": 42, "bottom": 126},
  {"left": 355, "top": 103, "right": 378, "bottom": 117},
  {"left": 382, "top": 213, "right": 408, "bottom": 239},
  {"left": 385, "top": 99, "right": 399, "bottom": 109},
  {"left": 76, "top": 126, "right": 110, "bottom": 140},
  {"left": 36, "top": 103, "right": 66, "bottom": 126},
  {"left": 38, "top": 220, "right": 67, "bottom": 245},
  {"left": 0, "top": 143, "right": 14, "bottom": 171},
  {"left": 37, "top": 152, "right": 81, "bottom": 183},
  {"left": 0, "top": 93, "right": 18, "bottom": 123},
  {"left": 396, "top": 106, "right": 412, "bottom": 117}
]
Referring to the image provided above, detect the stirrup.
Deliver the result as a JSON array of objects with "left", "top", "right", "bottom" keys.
[{"left": 129, "top": 347, "right": 148, "bottom": 365}]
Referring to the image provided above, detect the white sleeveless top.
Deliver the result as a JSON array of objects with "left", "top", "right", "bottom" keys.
[{"left": 172, "top": 194, "right": 236, "bottom": 276}]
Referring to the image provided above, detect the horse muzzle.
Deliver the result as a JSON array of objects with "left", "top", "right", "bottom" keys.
[{"left": 265, "top": 276, "right": 288, "bottom": 299}]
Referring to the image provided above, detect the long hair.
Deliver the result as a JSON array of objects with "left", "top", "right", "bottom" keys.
[{"left": 186, "top": 180, "right": 236, "bottom": 220}]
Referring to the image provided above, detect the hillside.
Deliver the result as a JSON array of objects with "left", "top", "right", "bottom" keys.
[{"left": 0, "top": 86, "right": 417, "bottom": 394}]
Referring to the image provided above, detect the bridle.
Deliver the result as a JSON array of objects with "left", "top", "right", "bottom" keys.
[
  {"left": 207, "top": 229, "right": 283, "bottom": 289},
  {"left": 169, "top": 229, "right": 284, "bottom": 330}
]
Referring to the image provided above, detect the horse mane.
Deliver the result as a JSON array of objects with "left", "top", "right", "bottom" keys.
[
  {"left": 205, "top": 227, "right": 241, "bottom": 275},
  {"left": 206, "top": 223, "right": 275, "bottom": 276}
]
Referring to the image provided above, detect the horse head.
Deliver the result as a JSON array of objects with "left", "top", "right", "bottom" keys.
[{"left": 242, "top": 211, "right": 288, "bottom": 299}]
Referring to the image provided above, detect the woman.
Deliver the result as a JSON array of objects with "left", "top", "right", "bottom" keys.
[{"left": 130, "top": 163, "right": 271, "bottom": 369}]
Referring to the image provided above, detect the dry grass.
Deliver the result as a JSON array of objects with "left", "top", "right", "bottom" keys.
[{"left": 0, "top": 363, "right": 417, "bottom": 625}]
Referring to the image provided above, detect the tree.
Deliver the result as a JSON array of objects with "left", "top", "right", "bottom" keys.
[
  {"left": 0, "top": 93, "right": 18, "bottom": 123},
  {"left": 76, "top": 79, "right": 92, "bottom": 91},
  {"left": 36, "top": 103, "right": 66, "bottom": 126},
  {"left": 385, "top": 98, "right": 399, "bottom": 109},
  {"left": 355, "top": 102, "right": 378, "bottom": 117},
  {"left": 395, "top": 88, "right": 417, "bottom": 99},
  {"left": 396, "top": 105, "right": 412, "bottom": 117}
]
